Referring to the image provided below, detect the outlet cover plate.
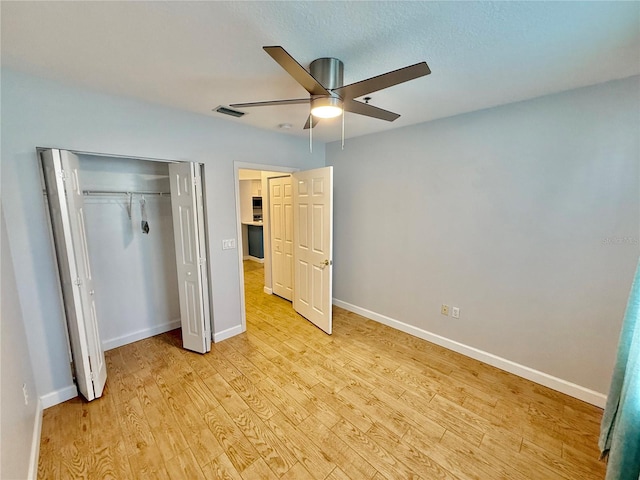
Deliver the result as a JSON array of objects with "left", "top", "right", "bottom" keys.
[{"left": 222, "top": 239, "right": 236, "bottom": 250}]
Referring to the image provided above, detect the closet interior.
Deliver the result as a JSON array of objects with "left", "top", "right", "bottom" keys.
[{"left": 79, "top": 154, "right": 180, "bottom": 350}]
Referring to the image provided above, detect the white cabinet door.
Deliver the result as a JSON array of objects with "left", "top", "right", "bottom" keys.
[
  {"left": 41, "top": 149, "right": 107, "bottom": 401},
  {"left": 292, "top": 167, "right": 333, "bottom": 334},
  {"left": 169, "top": 162, "right": 211, "bottom": 354},
  {"left": 270, "top": 176, "right": 293, "bottom": 301},
  {"left": 251, "top": 179, "right": 262, "bottom": 196}
]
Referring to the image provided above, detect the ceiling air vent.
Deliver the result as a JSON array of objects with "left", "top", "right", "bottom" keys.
[{"left": 213, "top": 106, "right": 246, "bottom": 118}]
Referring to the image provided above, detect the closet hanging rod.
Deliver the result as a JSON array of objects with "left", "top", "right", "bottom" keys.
[{"left": 82, "top": 190, "right": 170, "bottom": 197}]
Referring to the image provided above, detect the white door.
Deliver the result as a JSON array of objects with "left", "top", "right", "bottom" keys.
[
  {"left": 169, "top": 162, "right": 211, "bottom": 353},
  {"left": 41, "top": 149, "right": 107, "bottom": 401},
  {"left": 292, "top": 167, "right": 333, "bottom": 334},
  {"left": 270, "top": 176, "right": 293, "bottom": 301}
]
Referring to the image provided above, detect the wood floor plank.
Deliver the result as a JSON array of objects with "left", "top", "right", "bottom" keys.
[
  {"left": 520, "top": 439, "right": 604, "bottom": 480},
  {"left": 164, "top": 448, "right": 205, "bottom": 480},
  {"left": 367, "top": 422, "right": 460, "bottom": 480},
  {"left": 231, "top": 408, "right": 298, "bottom": 476},
  {"left": 180, "top": 371, "right": 222, "bottom": 413},
  {"left": 256, "top": 377, "right": 310, "bottom": 426},
  {"left": 117, "top": 396, "right": 156, "bottom": 457},
  {"left": 202, "top": 372, "right": 250, "bottom": 418},
  {"left": 203, "top": 405, "right": 259, "bottom": 472},
  {"left": 201, "top": 453, "right": 243, "bottom": 480},
  {"left": 311, "top": 381, "right": 374, "bottom": 433},
  {"left": 228, "top": 374, "right": 279, "bottom": 421},
  {"left": 240, "top": 458, "right": 279, "bottom": 480},
  {"left": 183, "top": 420, "right": 225, "bottom": 467},
  {"left": 147, "top": 402, "right": 190, "bottom": 463},
  {"left": 398, "top": 390, "right": 485, "bottom": 446},
  {"left": 438, "top": 429, "right": 531, "bottom": 480},
  {"left": 280, "top": 461, "right": 316, "bottom": 480},
  {"left": 264, "top": 412, "right": 336, "bottom": 480},
  {"left": 127, "top": 443, "right": 171, "bottom": 479},
  {"left": 298, "top": 414, "right": 378, "bottom": 480},
  {"left": 479, "top": 432, "right": 563, "bottom": 480},
  {"left": 331, "top": 418, "right": 423, "bottom": 480},
  {"left": 38, "top": 261, "right": 606, "bottom": 480}
]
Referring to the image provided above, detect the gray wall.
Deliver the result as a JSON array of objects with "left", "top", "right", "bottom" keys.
[
  {"left": 327, "top": 76, "right": 640, "bottom": 394},
  {"left": 1, "top": 68, "right": 324, "bottom": 401},
  {"left": 1, "top": 207, "right": 39, "bottom": 480}
]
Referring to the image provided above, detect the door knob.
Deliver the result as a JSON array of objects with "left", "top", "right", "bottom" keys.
[{"left": 319, "top": 259, "right": 332, "bottom": 269}]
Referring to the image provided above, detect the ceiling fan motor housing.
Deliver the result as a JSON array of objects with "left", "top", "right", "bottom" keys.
[{"left": 310, "top": 57, "right": 344, "bottom": 96}]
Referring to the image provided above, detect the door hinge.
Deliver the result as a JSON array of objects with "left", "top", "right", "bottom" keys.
[
  {"left": 199, "top": 257, "right": 206, "bottom": 265},
  {"left": 73, "top": 277, "right": 82, "bottom": 286},
  {"left": 58, "top": 170, "right": 67, "bottom": 181},
  {"left": 88, "top": 356, "right": 95, "bottom": 381}
]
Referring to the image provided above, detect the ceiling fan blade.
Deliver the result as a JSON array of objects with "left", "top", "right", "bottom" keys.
[
  {"left": 263, "top": 46, "right": 330, "bottom": 96},
  {"left": 230, "top": 98, "right": 310, "bottom": 108},
  {"left": 303, "top": 115, "right": 320, "bottom": 130},
  {"left": 333, "top": 62, "right": 431, "bottom": 100},
  {"left": 343, "top": 99, "right": 400, "bottom": 122}
]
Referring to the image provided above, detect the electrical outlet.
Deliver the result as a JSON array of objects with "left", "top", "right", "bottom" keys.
[
  {"left": 452, "top": 307, "right": 460, "bottom": 319},
  {"left": 441, "top": 304, "right": 449, "bottom": 316},
  {"left": 22, "top": 383, "right": 29, "bottom": 406}
]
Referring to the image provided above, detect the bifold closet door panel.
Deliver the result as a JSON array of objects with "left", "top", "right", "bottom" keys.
[
  {"left": 169, "top": 162, "right": 211, "bottom": 354},
  {"left": 40, "top": 148, "right": 107, "bottom": 401}
]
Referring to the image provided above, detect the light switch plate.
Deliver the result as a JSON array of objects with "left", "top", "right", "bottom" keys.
[{"left": 222, "top": 239, "right": 236, "bottom": 250}]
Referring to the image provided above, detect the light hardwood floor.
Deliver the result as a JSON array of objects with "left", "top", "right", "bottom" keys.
[{"left": 38, "top": 261, "right": 606, "bottom": 479}]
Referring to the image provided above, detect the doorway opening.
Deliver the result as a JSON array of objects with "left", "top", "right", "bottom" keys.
[{"left": 234, "top": 163, "right": 334, "bottom": 337}]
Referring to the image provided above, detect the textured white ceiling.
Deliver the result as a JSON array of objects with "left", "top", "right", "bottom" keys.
[{"left": 2, "top": 1, "right": 639, "bottom": 143}]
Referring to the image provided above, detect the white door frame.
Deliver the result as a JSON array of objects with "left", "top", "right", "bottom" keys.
[{"left": 234, "top": 162, "right": 297, "bottom": 334}]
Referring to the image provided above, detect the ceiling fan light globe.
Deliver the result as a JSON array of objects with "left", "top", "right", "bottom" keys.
[
  {"left": 311, "top": 106, "right": 342, "bottom": 118},
  {"left": 311, "top": 97, "right": 343, "bottom": 118}
]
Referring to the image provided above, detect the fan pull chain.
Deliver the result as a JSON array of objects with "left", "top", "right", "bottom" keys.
[
  {"left": 341, "top": 108, "right": 345, "bottom": 150},
  {"left": 309, "top": 115, "right": 313, "bottom": 153}
]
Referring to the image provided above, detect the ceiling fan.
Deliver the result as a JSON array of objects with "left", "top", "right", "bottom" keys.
[{"left": 229, "top": 46, "right": 431, "bottom": 130}]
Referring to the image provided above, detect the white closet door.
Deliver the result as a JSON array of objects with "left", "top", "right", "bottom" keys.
[
  {"left": 292, "top": 167, "right": 333, "bottom": 334},
  {"left": 270, "top": 176, "right": 293, "bottom": 301},
  {"left": 168, "top": 162, "right": 211, "bottom": 354},
  {"left": 41, "top": 149, "right": 107, "bottom": 401}
]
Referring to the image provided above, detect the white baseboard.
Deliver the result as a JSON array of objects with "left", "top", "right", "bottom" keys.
[
  {"left": 245, "top": 255, "right": 264, "bottom": 264},
  {"left": 264, "top": 286, "right": 273, "bottom": 295},
  {"left": 102, "top": 319, "right": 181, "bottom": 351},
  {"left": 333, "top": 298, "right": 607, "bottom": 408},
  {"left": 40, "top": 384, "right": 77, "bottom": 409},
  {"left": 27, "top": 399, "right": 43, "bottom": 480},
  {"left": 214, "top": 324, "right": 245, "bottom": 343}
]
